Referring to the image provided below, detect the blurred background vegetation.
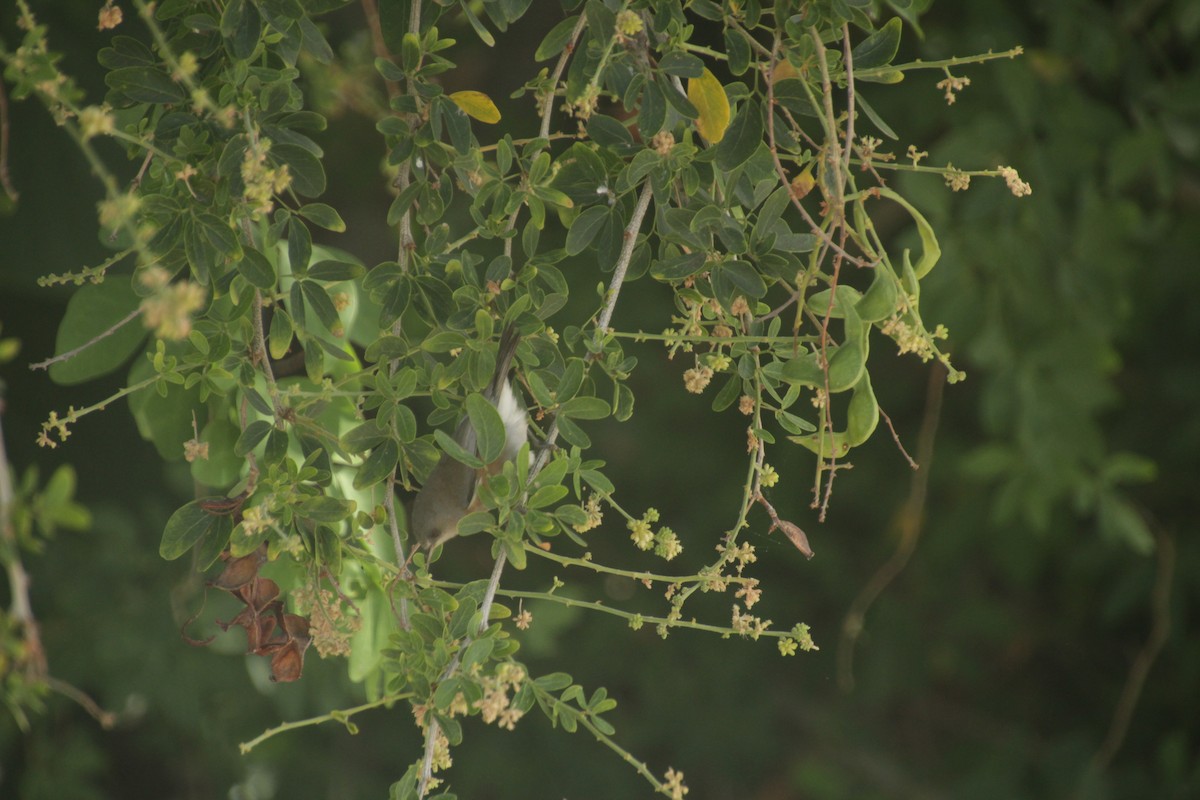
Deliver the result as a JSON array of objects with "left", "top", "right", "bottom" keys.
[{"left": 2, "top": 1, "right": 1198, "bottom": 798}]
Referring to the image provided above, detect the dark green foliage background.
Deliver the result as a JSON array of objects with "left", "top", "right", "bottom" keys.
[{"left": 2, "top": 1, "right": 1198, "bottom": 797}]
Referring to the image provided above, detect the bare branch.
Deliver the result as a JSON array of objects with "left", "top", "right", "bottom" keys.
[{"left": 29, "top": 307, "right": 141, "bottom": 372}]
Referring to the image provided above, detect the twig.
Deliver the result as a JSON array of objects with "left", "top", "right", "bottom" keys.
[
  {"left": 0, "top": 410, "right": 46, "bottom": 677},
  {"left": 384, "top": 476, "right": 411, "bottom": 629},
  {"left": 0, "top": 77, "right": 18, "bottom": 202},
  {"left": 45, "top": 677, "right": 118, "bottom": 729},
  {"left": 361, "top": 0, "right": 401, "bottom": 102},
  {"left": 418, "top": 174, "right": 654, "bottom": 798},
  {"left": 251, "top": 291, "right": 280, "bottom": 414},
  {"left": 1078, "top": 528, "right": 1175, "bottom": 791},
  {"left": 764, "top": 41, "right": 868, "bottom": 268},
  {"left": 841, "top": 24, "right": 856, "bottom": 177},
  {"left": 28, "top": 308, "right": 141, "bottom": 372},
  {"left": 837, "top": 363, "right": 944, "bottom": 691},
  {"left": 596, "top": 180, "right": 653, "bottom": 333},
  {"left": 129, "top": 148, "right": 154, "bottom": 192},
  {"left": 539, "top": 14, "right": 588, "bottom": 141},
  {"left": 417, "top": 549, "right": 508, "bottom": 798},
  {"left": 240, "top": 692, "right": 412, "bottom": 753},
  {"left": 878, "top": 404, "right": 918, "bottom": 469},
  {"left": 499, "top": 11, "right": 588, "bottom": 260}
]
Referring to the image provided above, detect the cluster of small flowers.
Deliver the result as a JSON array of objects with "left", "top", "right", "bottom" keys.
[
  {"left": 616, "top": 9, "right": 644, "bottom": 37},
  {"left": 759, "top": 463, "right": 779, "bottom": 488},
  {"left": 241, "top": 137, "right": 292, "bottom": 219},
  {"left": 881, "top": 315, "right": 949, "bottom": 362},
  {"left": 139, "top": 266, "right": 207, "bottom": 340},
  {"left": 730, "top": 604, "right": 773, "bottom": 640},
  {"left": 572, "top": 493, "right": 604, "bottom": 533},
  {"left": 663, "top": 767, "right": 689, "bottom": 800},
  {"left": 472, "top": 663, "right": 527, "bottom": 731},
  {"left": 944, "top": 164, "right": 971, "bottom": 192},
  {"left": 936, "top": 72, "right": 971, "bottom": 105},
  {"left": 654, "top": 527, "right": 682, "bottom": 561},
  {"left": 651, "top": 130, "right": 675, "bottom": 156},
  {"left": 36, "top": 408, "right": 76, "bottom": 449},
  {"left": 858, "top": 135, "right": 894, "bottom": 163},
  {"left": 998, "top": 165, "right": 1033, "bottom": 197},
  {"left": 78, "top": 105, "right": 115, "bottom": 139},
  {"left": 240, "top": 504, "right": 275, "bottom": 538},
  {"left": 735, "top": 578, "right": 762, "bottom": 609},
  {"left": 291, "top": 583, "right": 362, "bottom": 658},
  {"left": 777, "top": 623, "right": 820, "bottom": 656},
  {"left": 683, "top": 365, "right": 713, "bottom": 394}
]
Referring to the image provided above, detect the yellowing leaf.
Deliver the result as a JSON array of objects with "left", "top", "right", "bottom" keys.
[
  {"left": 687, "top": 68, "right": 730, "bottom": 143},
  {"left": 449, "top": 90, "right": 501, "bottom": 124},
  {"left": 772, "top": 60, "right": 798, "bottom": 82}
]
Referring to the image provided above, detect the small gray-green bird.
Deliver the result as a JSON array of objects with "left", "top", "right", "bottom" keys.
[{"left": 410, "top": 326, "right": 526, "bottom": 552}]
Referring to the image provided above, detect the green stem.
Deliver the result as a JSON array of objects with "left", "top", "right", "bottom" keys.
[
  {"left": 524, "top": 544, "right": 754, "bottom": 586},
  {"left": 239, "top": 692, "right": 413, "bottom": 753},
  {"left": 854, "top": 47, "right": 1025, "bottom": 80}
]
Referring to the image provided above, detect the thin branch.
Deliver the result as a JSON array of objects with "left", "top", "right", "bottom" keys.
[
  {"left": 251, "top": 291, "right": 281, "bottom": 413},
  {"left": 841, "top": 23, "right": 856, "bottom": 177},
  {"left": 28, "top": 308, "right": 141, "bottom": 372},
  {"left": 878, "top": 404, "right": 918, "bottom": 470},
  {"left": 0, "top": 77, "right": 18, "bottom": 202},
  {"left": 240, "top": 693, "right": 412, "bottom": 753},
  {"left": 0, "top": 410, "right": 46, "bottom": 677},
  {"left": 45, "top": 677, "right": 118, "bottom": 729},
  {"left": 764, "top": 40, "right": 868, "bottom": 268},
  {"left": 539, "top": 14, "right": 588, "bottom": 140},
  {"left": 1080, "top": 528, "right": 1175, "bottom": 787},
  {"left": 597, "top": 180, "right": 653, "bottom": 333},
  {"left": 837, "top": 363, "right": 944, "bottom": 691},
  {"left": 419, "top": 174, "right": 654, "bottom": 798},
  {"left": 361, "top": 0, "right": 401, "bottom": 102}
]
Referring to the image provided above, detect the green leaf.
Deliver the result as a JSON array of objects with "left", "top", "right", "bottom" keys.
[
  {"left": 716, "top": 99, "right": 763, "bottom": 171},
  {"left": 565, "top": 206, "right": 609, "bottom": 256},
  {"left": 852, "top": 17, "right": 902, "bottom": 70},
  {"left": 300, "top": 280, "right": 342, "bottom": 333},
  {"left": 235, "top": 420, "right": 273, "bottom": 456},
  {"left": 434, "top": 428, "right": 485, "bottom": 469},
  {"left": 160, "top": 499, "right": 221, "bottom": 560},
  {"left": 535, "top": 672, "right": 573, "bottom": 691},
  {"left": 105, "top": 66, "right": 186, "bottom": 104},
  {"left": 586, "top": 114, "right": 633, "bottom": 147},
  {"left": 651, "top": 251, "right": 707, "bottom": 281},
  {"left": 297, "top": 203, "right": 347, "bottom": 232},
  {"left": 353, "top": 439, "right": 399, "bottom": 489},
  {"left": 342, "top": 420, "right": 389, "bottom": 453},
  {"left": 459, "top": 0, "right": 496, "bottom": 46},
  {"left": 535, "top": 15, "right": 580, "bottom": 61},
  {"left": 877, "top": 187, "right": 940, "bottom": 278},
  {"left": 48, "top": 281, "right": 147, "bottom": 386},
  {"left": 300, "top": 495, "right": 356, "bottom": 524},
  {"left": 308, "top": 260, "right": 365, "bottom": 282},
  {"left": 466, "top": 393, "right": 506, "bottom": 464},
  {"left": 720, "top": 260, "right": 767, "bottom": 299},
  {"left": 659, "top": 51, "right": 704, "bottom": 78},
  {"left": 560, "top": 396, "right": 611, "bottom": 420},
  {"left": 272, "top": 144, "right": 326, "bottom": 196},
  {"left": 268, "top": 307, "right": 294, "bottom": 360},
  {"left": 461, "top": 638, "right": 494, "bottom": 669},
  {"left": 238, "top": 247, "right": 276, "bottom": 289}
]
